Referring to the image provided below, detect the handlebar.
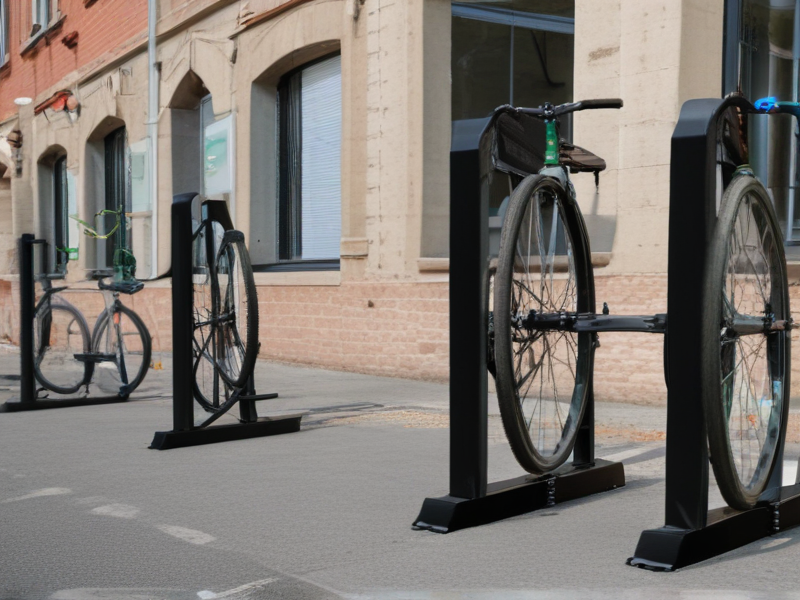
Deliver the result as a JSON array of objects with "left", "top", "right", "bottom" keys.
[
  {"left": 515, "top": 98, "right": 624, "bottom": 119},
  {"left": 754, "top": 96, "right": 800, "bottom": 117}
]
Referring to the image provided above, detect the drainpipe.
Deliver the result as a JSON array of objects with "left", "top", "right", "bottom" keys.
[{"left": 148, "top": 0, "right": 159, "bottom": 279}]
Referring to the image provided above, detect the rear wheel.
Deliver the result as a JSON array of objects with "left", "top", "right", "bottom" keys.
[
  {"left": 494, "top": 174, "right": 595, "bottom": 473},
  {"left": 702, "top": 175, "right": 790, "bottom": 510},
  {"left": 33, "top": 301, "right": 91, "bottom": 395}
]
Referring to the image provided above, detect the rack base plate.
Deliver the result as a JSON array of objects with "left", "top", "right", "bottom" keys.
[
  {"left": 150, "top": 413, "right": 303, "bottom": 450},
  {"left": 413, "top": 459, "right": 625, "bottom": 534}
]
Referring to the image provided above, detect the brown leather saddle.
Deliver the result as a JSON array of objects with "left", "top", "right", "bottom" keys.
[{"left": 559, "top": 142, "right": 606, "bottom": 174}]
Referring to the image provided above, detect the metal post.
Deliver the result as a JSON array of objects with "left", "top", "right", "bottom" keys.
[
  {"left": 19, "top": 234, "right": 35, "bottom": 405},
  {"left": 448, "top": 148, "right": 488, "bottom": 500},
  {"left": 171, "top": 193, "right": 196, "bottom": 431},
  {"left": 661, "top": 99, "right": 721, "bottom": 531}
]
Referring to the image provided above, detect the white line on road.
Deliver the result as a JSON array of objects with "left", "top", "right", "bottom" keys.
[
  {"left": 601, "top": 447, "right": 658, "bottom": 463},
  {"left": 157, "top": 524, "right": 215, "bottom": 545},
  {"left": 2, "top": 487, "right": 71, "bottom": 502},
  {"left": 784, "top": 460, "right": 798, "bottom": 487},
  {"left": 197, "top": 579, "right": 278, "bottom": 599},
  {"left": 90, "top": 504, "right": 140, "bottom": 519}
]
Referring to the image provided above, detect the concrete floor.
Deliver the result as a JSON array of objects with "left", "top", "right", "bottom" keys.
[{"left": 1, "top": 350, "right": 800, "bottom": 599}]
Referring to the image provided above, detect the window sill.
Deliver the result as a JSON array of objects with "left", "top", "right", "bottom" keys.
[
  {"left": 20, "top": 15, "right": 66, "bottom": 56},
  {"left": 253, "top": 271, "right": 341, "bottom": 287},
  {"left": 417, "top": 252, "right": 613, "bottom": 273}
]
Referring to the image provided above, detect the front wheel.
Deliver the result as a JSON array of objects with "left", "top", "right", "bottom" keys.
[
  {"left": 701, "top": 175, "right": 790, "bottom": 510},
  {"left": 214, "top": 230, "right": 259, "bottom": 389},
  {"left": 493, "top": 174, "right": 595, "bottom": 473},
  {"left": 91, "top": 304, "right": 152, "bottom": 396}
]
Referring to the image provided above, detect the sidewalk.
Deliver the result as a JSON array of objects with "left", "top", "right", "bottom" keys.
[{"left": 1, "top": 350, "right": 799, "bottom": 599}]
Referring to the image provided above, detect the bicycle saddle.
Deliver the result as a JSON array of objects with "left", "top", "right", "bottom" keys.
[
  {"left": 559, "top": 142, "right": 606, "bottom": 174},
  {"left": 98, "top": 277, "right": 144, "bottom": 295}
]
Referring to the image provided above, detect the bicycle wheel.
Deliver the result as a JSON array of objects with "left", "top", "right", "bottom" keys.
[
  {"left": 192, "top": 218, "right": 225, "bottom": 418},
  {"left": 494, "top": 174, "right": 595, "bottom": 473},
  {"left": 91, "top": 305, "right": 152, "bottom": 396},
  {"left": 33, "top": 300, "right": 91, "bottom": 395},
  {"left": 701, "top": 175, "right": 790, "bottom": 510},
  {"left": 214, "top": 230, "right": 259, "bottom": 388}
]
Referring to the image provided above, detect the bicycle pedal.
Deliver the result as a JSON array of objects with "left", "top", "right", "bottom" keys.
[{"left": 239, "top": 393, "right": 279, "bottom": 401}]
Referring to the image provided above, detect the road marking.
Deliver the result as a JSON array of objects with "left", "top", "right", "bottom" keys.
[
  {"left": 601, "top": 447, "right": 658, "bottom": 463},
  {"left": 3, "top": 487, "right": 71, "bottom": 502},
  {"left": 197, "top": 579, "right": 278, "bottom": 599},
  {"left": 90, "top": 504, "right": 140, "bottom": 519},
  {"left": 784, "top": 460, "right": 798, "bottom": 487},
  {"left": 157, "top": 524, "right": 215, "bottom": 545}
]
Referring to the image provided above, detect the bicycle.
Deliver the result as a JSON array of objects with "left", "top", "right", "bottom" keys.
[
  {"left": 488, "top": 97, "right": 792, "bottom": 511},
  {"left": 190, "top": 198, "right": 259, "bottom": 428},
  {"left": 32, "top": 208, "right": 153, "bottom": 398}
]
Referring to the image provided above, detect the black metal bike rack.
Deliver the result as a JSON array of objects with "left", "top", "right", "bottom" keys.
[
  {"left": 1, "top": 234, "right": 128, "bottom": 412},
  {"left": 627, "top": 96, "right": 800, "bottom": 571},
  {"left": 150, "top": 193, "right": 302, "bottom": 450},
  {"left": 412, "top": 122, "right": 624, "bottom": 534}
]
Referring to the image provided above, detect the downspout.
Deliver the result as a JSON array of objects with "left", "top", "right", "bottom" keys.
[{"left": 148, "top": 0, "right": 159, "bottom": 279}]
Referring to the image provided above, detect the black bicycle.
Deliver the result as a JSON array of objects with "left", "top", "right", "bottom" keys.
[{"left": 190, "top": 199, "right": 259, "bottom": 427}]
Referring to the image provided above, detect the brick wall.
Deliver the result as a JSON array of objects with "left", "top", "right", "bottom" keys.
[
  {"left": 0, "top": 0, "right": 147, "bottom": 121},
  {"left": 1, "top": 273, "right": 797, "bottom": 406}
]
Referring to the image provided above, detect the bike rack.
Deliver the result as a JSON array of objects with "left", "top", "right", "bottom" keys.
[
  {"left": 627, "top": 96, "right": 800, "bottom": 571},
  {"left": 0, "top": 234, "right": 129, "bottom": 412},
  {"left": 149, "top": 193, "right": 302, "bottom": 450},
  {"left": 412, "top": 123, "right": 624, "bottom": 534}
]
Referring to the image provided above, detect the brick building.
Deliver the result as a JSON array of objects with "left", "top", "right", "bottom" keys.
[{"left": 0, "top": 0, "right": 796, "bottom": 404}]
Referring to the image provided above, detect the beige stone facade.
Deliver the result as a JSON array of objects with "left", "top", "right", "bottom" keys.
[{"left": 4, "top": 0, "right": 783, "bottom": 404}]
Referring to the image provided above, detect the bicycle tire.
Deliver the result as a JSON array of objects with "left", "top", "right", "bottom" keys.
[
  {"left": 33, "top": 301, "right": 92, "bottom": 395},
  {"left": 701, "top": 174, "right": 790, "bottom": 510},
  {"left": 91, "top": 304, "right": 152, "bottom": 396},
  {"left": 494, "top": 174, "right": 595, "bottom": 473},
  {"left": 214, "top": 230, "right": 259, "bottom": 388}
]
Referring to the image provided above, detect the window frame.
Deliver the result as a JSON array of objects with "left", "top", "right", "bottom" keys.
[{"left": 259, "top": 51, "right": 342, "bottom": 273}]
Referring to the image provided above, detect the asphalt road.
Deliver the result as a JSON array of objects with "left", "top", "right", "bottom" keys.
[{"left": 2, "top": 351, "right": 800, "bottom": 599}]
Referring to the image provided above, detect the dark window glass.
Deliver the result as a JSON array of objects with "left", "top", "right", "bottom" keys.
[
  {"left": 54, "top": 156, "right": 68, "bottom": 272},
  {"left": 104, "top": 126, "right": 127, "bottom": 268}
]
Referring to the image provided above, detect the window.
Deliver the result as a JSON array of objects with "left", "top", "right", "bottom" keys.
[
  {"left": 32, "top": 0, "right": 50, "bottom": 35},
  {"left": 724, "top": 0, "right": 799, "bottom": 243},
  {"left": 0, "top": 0, "right": 8, "bottom": 65},
  {"left": 201, "top": 94, "right": 235, "bottom": 207},
  {"left": 276, "top": 53, "right": 342, "bottom": 268},
  {"left": 451, "top": 1, "right": 575, "bottom": 218},
  {"left": 104, "top": 126, "right": 127, "bottom": 268}
]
